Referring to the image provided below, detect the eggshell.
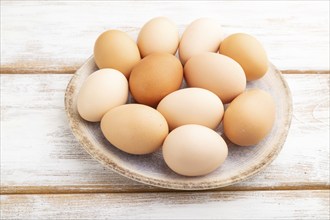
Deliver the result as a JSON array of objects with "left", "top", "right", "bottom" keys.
[
  {"left": 129, "top": 53, "right": 183, "bottom": 107},
  {"left": 101, "top": 104, "right": 169, "bottom": 155},
  {"left": 94, "top": 30, "right": 141, "bottom": 78},
  {"left": 157, "top": 88, "right": 224, "bottom": 130},
  {"left": 163, "top": 124, "right": 228, "bottom": 176},
  {"left": 219, "top": 33, "right": 268, "bottom": 81},
  {"left": 137, "top": 17, "right": 179, "bottom": 57},
  {"left": 223, "top": 89, "right": 276, "bottom": 146},
  {"left": 184, "top": 52, "right": 246, "bottom": 103},
  {"left": 77, "top": 69, "right": 128, "bottom": 122},
  {"left": 179, "top": 18, "right": 224, "bottom": 65}
]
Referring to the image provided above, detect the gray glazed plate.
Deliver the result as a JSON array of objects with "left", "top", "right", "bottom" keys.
[{"left": 65, "top": 56, "right": 292, "bottom": 190}]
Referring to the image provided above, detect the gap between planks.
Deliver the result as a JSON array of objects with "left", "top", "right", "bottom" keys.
[
  {"left": 0, "top": 67, "right": 330, "bottom": 74},
  {"left": 1, "top": 184, "right": 330, "bottom": 195}
]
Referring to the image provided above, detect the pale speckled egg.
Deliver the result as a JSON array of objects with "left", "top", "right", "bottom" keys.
[
  {"left": 101, "top": 104, "right": 169, "bottom": 155},
  {"left": 223, "top": 89, "right": 276, "bottom": 146},
  {"left": 219, "top": 33, "right": 268, "bottom": 81},
  {"left": 162, "top": 124, "right": 228, "bottom": 177},
  {"left": 184, "top": 52, "right": 246, "bottom": 104},
  {"left": 129, "top": 53, "right": 183, "bottom": 107},
  {"left": 157, "top": 88, "right": 224, "bottom": 130},
  {"left": 179, "top": 18, "right": 224, "bottom": 65},
  {"left": 94, "top": 30, "right": 141, "bottom": 78},
  {"left": 77, "top": 69, "right": 128, "bottom": 122},
  {"left": 137, "top": 17, "right": 179, "bottom": 57}
]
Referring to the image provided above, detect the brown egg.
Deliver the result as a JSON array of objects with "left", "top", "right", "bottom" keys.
[
  {"left": 94, "top": 30, "right": 141, "bottom": 78},
  {"left": 129, "top": 53, "right": 183, "bottom": 107},
  {"left": 219, "top": 33, "right": 268, "bottom": 81},
  {"left": 137, "top": 17, "right": 179, "bottom": 57},
  {"left": 184, "top": 52, "right": 246, "bottom": 104},
  {"left": 223, "top": 89, "right": 276, "bottom": 146},
  {"left": 101, "top": 104, "right": 169, "bottom": 155}
]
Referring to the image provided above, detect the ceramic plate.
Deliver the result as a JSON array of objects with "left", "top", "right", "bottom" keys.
[{"left": 65, "top": 56, "right": 292, "bottom": 190}]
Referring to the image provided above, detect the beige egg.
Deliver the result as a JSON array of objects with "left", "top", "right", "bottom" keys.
[
  {"left": 77, "top": 69, "right": 128, "bottom": 122},
  {"left": 163, "top": 124, "right": 228, "bottom": 176},
  {"left": 101, "top": 104, "right": 169, "bottom": 155},
  {"left": 157, "top": 88, "right": 224, "bottom": 130},
  {"left": 184, "top": 52, "right": 246, "bottom": 104},
  {"left": 94, "top": 30, "right": 141, "bottom": 78},
  {"left": 179, "top": 18, "right": 224, "bottom": 65},
  {"left": 219, "top": 33, "right": 268, "bottom": 81},
  {"left": 223, "top": 89, "right": 276, "bottom": 146},
  {"left": 137, "top": 17, "right": 179, "bottom": 57}
]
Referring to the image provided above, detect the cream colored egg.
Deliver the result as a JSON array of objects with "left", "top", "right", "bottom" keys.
[
  {"left": 157, "top": 88, "right": 224, "bottom": 130},
  {"left": 163, "top": 124, "right": 228, "bottom": 176},
  {"left": 94, "top": 30, "right": 141, "bottom": 78},
  {"left": 77, "top": 69, "right": 128, "bottom": 122},
  {"left": 184, "top": 52, "right": 246, "bottom": 104},
  {"left": 179, "top": 18, "right": 224, "bottom": 65},
  {"left": 101, "top": 104, "right": 169, "bottom": 155},
  {"left": 137, "top": 17, "right": 179, "bottom": 57},
  {"left": 219, "top": 33, "right": 268, "bottom": 81},
  {"left": 223, "top": 89, "right": 276, "bottom": 146}
]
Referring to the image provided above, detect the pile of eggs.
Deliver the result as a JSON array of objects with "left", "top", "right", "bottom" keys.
[{"left": 77, "top": 17, "right": 276, "bottom": 177}]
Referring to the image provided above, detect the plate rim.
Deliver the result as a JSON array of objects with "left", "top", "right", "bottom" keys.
[{"left": 64, "top": 56, "right": 293, "bottom": 190}]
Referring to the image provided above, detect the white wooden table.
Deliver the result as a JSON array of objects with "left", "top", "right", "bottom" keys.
[{"left": 1, "top": 1, "right": 329, "bottom": 219}]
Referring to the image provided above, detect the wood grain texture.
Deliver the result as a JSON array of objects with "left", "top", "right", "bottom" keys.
[
  {"left": 1, "top": 1, "right": 329, "bottom": 73},
  {"left": 1, "top": 74, "right": 329, "bottom": 194},
  {"left": 1, "top": 190, "right": 329, "bottom": 219},
  {"left": 1, "top": 2, "right": 329, "bottom": 219}
]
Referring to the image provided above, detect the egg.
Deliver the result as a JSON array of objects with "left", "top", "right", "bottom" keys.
[
  {"left": 184, "top": 52, "right": 246, "bottom": 103},
  {"left": 219, "top": 33, "right": 268, "bottom": 81},
  {"left": 101, "top": 104, "right": 169, "bottom": 155},
  {"left": 223, "top": 89, "right": 275, "bottom": 146},
  {"left": 129, "top": 53, "right": 183, "bottom": 107},
  {"left": 179, "top": 18, "right": 224, "bottom": 65},
  {"left": 137, "top": 17, "right": 179, "bottom": 57},
  {"left": 94, "top": 30, "right": 141, "bottom": 78},
  {"left": 163, "top": 124, "right": 228, "bottom": 176},
  {"left": 77, "top": 69, "right": 128, "bottom": 122},
  {"left": 157, "top": 88, "right": 224, "bottom": 130}
]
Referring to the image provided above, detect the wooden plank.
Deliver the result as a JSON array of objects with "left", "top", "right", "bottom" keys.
[
  {"left": 1, "top": 190, "right": 329, "bottom": 219},
  {"left": 1, "top": 1, "right": 329, "bottom": 73},
  {"left": 1, "top": 74, "right": 329, "bottom": 193}
]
